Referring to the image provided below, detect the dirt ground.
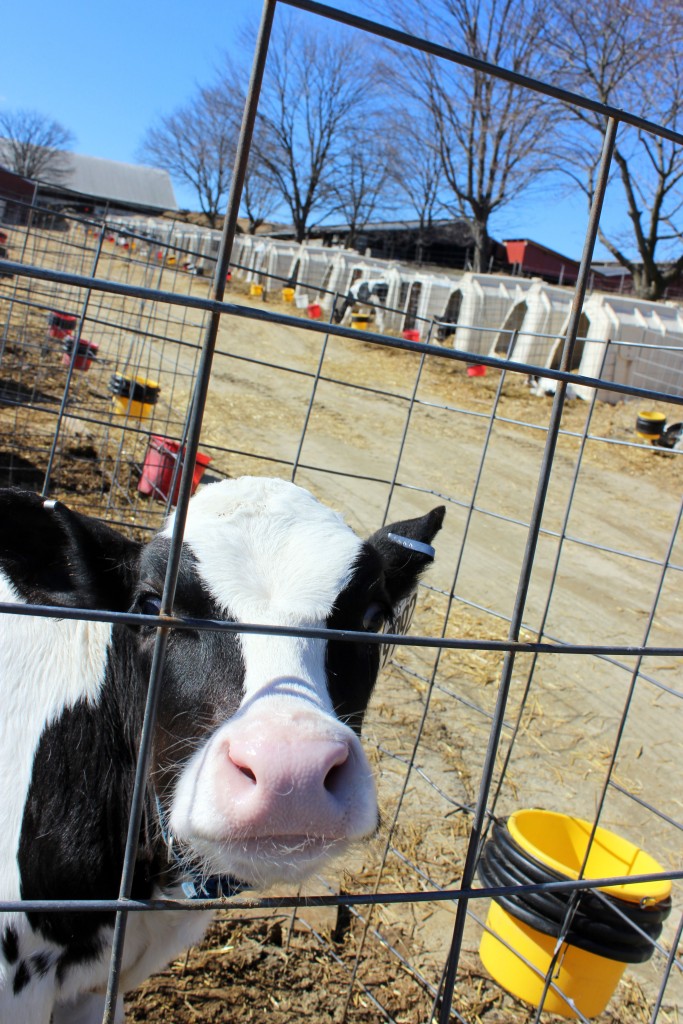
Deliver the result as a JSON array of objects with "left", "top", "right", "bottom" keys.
[
  {"left": 1, "top": 246, "right": 681, "bottom": 1022},
  {"left": 125, "top": 915, "right": 665, "bottom": 1024}
]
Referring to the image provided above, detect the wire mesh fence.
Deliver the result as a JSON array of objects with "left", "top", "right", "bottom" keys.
[{"left": 0, "top": 2, "right": 682, "bottom": 1023}]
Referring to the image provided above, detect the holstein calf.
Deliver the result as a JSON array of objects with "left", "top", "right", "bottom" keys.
[{"left": 0, "top": 477, "right": 444, "bottom": 1023}]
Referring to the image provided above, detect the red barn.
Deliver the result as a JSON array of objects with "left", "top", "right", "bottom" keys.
[
  {"left": 504, "top": 238, "right": 582, "bottom": 285},
  {"left": 0, "top": 165, "right": 37, "bottom": 224},
  {"left": 503, "top": 237, "right": 637, "bottom": 292}
]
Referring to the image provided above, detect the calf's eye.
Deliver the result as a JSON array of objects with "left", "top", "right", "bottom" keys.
[
  {"left": 140, "top": 594, "right": 162, "bottom": 617},
  {"left": 362, "top": 602, "right": 386, "bottom": 633}
]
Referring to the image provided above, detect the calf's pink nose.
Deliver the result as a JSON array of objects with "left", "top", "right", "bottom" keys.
[{"left": 217, "top": 734, "right": 356, "bottom": 836}]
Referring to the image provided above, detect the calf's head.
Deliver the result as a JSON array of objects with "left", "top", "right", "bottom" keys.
[
  {"left": 1, "top": 479, "right": 444, "bottom": 891},
  {"left": 138, "top": 479, "right": 444, "bottom": 888}
]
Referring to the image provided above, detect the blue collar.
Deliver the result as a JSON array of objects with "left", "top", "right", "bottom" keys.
[{"left": 154, "top": 794, "right": 251, "bottom": 900}]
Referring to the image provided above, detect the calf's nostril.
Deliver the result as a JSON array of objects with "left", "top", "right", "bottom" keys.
[
  {"left": 323, "top": 756, "right": 349, "bottom": 795},
  {"left": 226, "top": 745, "right": 258, "bottom": 783}
]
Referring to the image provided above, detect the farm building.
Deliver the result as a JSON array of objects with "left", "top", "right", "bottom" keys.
[
  {"left": 504, "top": 238, "right": 584, "bottom": 285},
  {"left": 38, "top": 152, "right": 177, "bottom": 216},
  {"left": 81, "top": 217, "right": 683, "bottom": 401},
  {"left": 576, "top": 293, "right": 683, "bottom": 401},
  {"left": 501, "top": 237, "right": 683, "bottom": 298},
  {"left": 0, "top": 165, "right": 37, "bottom": 224},
  {"left": 0, "top": 141, "right": 177, "bottom": 217},
  {"left": 310, "top": 217, "right": 500, "bottom": 270},
  {"left": 432, "top": 272, "right": 537, "bottom": 354}
]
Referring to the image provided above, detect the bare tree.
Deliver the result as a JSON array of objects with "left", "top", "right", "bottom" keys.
[
  {"left": 547, "top": 0, "right": 683, "bottom": 300},
  {"left": 328, "top": 129, "right": 394, "bottom": 248},
  {"left": 249, "top": 14, "right": 379, "bottom": 242},
  {"left": 239, "top": 118, "right": 280, "bottom": 234},
  {"left": 0, "top": 109, "right": 74, "bottom": 182},
  {"left": 380, "top": 0, "right": 559, "bottom": 272},
  {"left": 385, "top": 111, "right": 447, "bottom": 260},
  {"left": 140, "top": 84, "right": 240, "bottom": 227},
  {"left": 241, "top": 163, "right": 279, "bottom": 233}
]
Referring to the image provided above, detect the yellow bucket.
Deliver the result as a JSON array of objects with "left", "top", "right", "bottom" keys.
[
  {"left": 110, "top": 375, "right": 160, "bottom": 420},
  {"left": 352, "top": 312, "right": 370, "bottom": 330},
  {"left": 481, "top": 901, "right": 625, "bottom": 1018},
  {"left": 479, "top": 810, "right": 672, "bottom": 1018},
  {"left": 282, "top": 287, "right": 295, "bottom": 303},
  {"left": 250, "top": 283, "right": 264, "bottom": 297},
  {"left": 508, "top": 809, "right": 671, "bottom": 904},
  {"left": 635, "top": 410, "right": 666, "bottom": 440},
  {"left": 112, "top": 397, "right": 154, "bottom": 419}
]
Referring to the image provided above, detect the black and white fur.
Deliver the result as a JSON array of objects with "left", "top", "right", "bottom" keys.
[{"left": 0, "top": 477, "right": 444, "bottom": 1023}]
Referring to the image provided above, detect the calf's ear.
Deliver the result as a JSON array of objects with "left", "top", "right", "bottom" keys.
[
  {"left": 0, "top": 489, "right": 141, "bottom": 610},
  {"left": 367, "top": 505, "right": 446, "bottom": 605}
]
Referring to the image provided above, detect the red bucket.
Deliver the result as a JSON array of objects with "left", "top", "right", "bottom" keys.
[
  {"left": 61, "top": 339, "right": 98, "bottom": 371},
  {"left": 138, "top": 436, "right": 212, "bottom": 505},
  {"left": 402, "top": 328, "right": 421, "bottom": 342},
  {"left": 307, "top": 302, "right": 322, "bottom": 319},
  {"left": 49, "top": 311, "right": 78, "bottom": 340},
  {"left": 467, "top": 364, "right": 486, "bottom": 377}
]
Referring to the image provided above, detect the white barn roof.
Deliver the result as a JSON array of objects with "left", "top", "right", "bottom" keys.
[
  {"left": 0, "top": 141, "right": 177, "bottom": 212},
  {"left": 48, "top": 152, "right": 177, "bottom": 212}
]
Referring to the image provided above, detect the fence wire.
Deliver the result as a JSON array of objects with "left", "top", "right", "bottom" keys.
[{"left": 0, "top": 2, "right": 682, "bottom": 1023}]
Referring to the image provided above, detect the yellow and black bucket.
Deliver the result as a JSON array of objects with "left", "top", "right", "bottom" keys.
[
  {"left": 478, "top": 809, "right": 671, "bottom": 1018},
  {"left": 635, "top": 411, "right": 667, "bottom": 440},
  {"left": 109, "top": 374, "right": 161, "bottom": 419}
]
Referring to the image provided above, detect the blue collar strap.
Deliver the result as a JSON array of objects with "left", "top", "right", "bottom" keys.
[
  {"left": 155, "top": 794, "right": 251, "bottom": 900},
  {"left": 180, "top": 874, "right": 248, "bottom": 900}
]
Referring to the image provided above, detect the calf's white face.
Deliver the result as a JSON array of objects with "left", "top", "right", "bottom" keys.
[{"left": 162, "top": 479, "right": 377, "bottom": 886}]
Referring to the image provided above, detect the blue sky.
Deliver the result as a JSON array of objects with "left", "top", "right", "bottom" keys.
[{"left": 1, "top": 0, "right": 627, "bottom": 260}]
